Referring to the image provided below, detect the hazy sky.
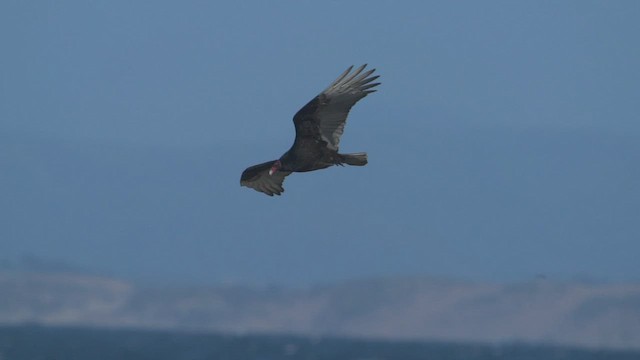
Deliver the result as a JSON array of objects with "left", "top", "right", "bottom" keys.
[{"left": 1, "top": 1, "right": 639, "bottom": 286}]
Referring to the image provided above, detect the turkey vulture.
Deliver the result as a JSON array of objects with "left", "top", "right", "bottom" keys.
[{"left": 240, "top": 65, "right": 380, "bottom": 196}]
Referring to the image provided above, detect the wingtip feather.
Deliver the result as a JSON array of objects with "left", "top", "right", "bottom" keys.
[{"left": 341, "top": 64, "right": 367, "bottom": 85}]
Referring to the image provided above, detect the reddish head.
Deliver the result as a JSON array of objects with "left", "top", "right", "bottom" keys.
[{"left": 269, "top": 160, "right": 282, "bottom": 176}]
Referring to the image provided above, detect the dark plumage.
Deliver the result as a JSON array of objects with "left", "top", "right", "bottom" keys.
[{"left": 240, "top": 65, "right": 380, "bottom": 196}]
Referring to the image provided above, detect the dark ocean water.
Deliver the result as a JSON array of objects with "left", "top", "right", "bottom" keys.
[{"left": 0, "top": 325, "right": 638, "bottom": 360}]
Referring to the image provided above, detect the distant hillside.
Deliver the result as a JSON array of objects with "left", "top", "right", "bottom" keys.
[
  {"left": 1, "top": 271, "right": 639, "bottom": 350},
  {"left": 2, "top": 325, "right": 639, "bottom": 360}
]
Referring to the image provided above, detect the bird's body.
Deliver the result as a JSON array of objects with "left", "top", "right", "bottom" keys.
[{"left": 240, "top": 65, "right": 380, "bottom": 196}]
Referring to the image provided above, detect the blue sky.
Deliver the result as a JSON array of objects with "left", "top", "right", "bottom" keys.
[{"left": 1, "top": 1, "right": 639, "bottom": 286}]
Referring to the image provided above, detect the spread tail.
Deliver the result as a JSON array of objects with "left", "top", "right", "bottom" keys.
[{"left": 340, "top": 152, "right": 368, "bottom": 166}]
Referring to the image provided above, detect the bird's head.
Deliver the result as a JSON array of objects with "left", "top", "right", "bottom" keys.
[{"left": 269, "top": 160, "right": 282, "bottom": 176}]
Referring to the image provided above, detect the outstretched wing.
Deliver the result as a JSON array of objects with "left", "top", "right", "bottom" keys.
[
  {"left": 293, "top": 64, "right": 380, "bottom": 151},
  {"left": 240, "top": 161, "right": 292, "bottom": 196}
]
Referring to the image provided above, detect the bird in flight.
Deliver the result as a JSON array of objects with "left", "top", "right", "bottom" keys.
[{"left": 240, "top": 64, "right": 380, "bottom": 196}]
